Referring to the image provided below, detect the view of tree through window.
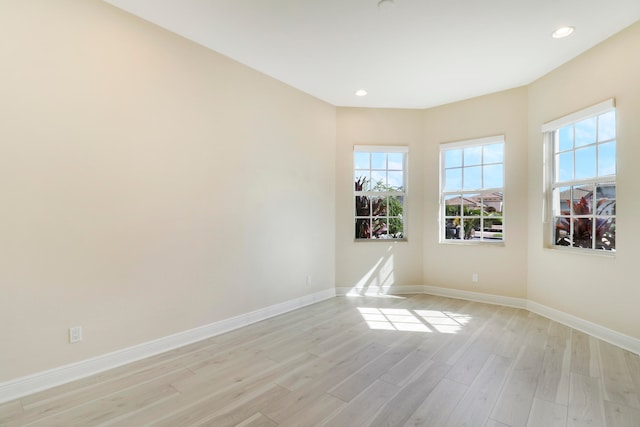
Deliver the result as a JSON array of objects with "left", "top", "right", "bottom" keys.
[
  {"left": 354, "top": 147, "right": 407, "bottom": 239},
  {"left": 548, "top": 104, "right": 616, "bottom": 251},
  {"left": 440, "top": 136, "right": 505, "bottom": 243}
]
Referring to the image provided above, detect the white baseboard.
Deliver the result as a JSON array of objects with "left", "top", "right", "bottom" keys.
[
  {"left": 0, "top": 288, "right": 336, "bottom": 404},
  {"left": 420, "top": 285, "right": 639, "bottom": 355},
  {"left": 335, "top": 285, "right": 423, "bottom": 296},
  {"left": 526, "top": 300, "right": 640, "bottom": 356}
]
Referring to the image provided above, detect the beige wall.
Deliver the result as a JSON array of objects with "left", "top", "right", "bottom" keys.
[
  {"left": 336, "top": 108, "right": 424, "bottom": 292},
  {"left": 527, "top": 22, "right": 640, "bottom": 338},
  {"left": 422, "top": 88, "right": 529, "bottom": 298},
  {"left": 0, "top": 0, "right": 336, "bottom": 382}
]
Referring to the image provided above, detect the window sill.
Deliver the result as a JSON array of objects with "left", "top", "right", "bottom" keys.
[
  {"left": 354, "top": 238, "right": 408, "bottom": 243},
  {"left": 439, "top": 240, "right": 505, "bottom": 247},
  {"left": 543, "top": 246, "right": 616, "bottom": 258}
]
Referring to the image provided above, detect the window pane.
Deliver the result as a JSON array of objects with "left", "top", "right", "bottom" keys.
[
  {"left": 388, "top": 152, "right": 403, "bottom": 170},
  {"left": 355, "top": 218, "right": 370, "bottom": 239},
  {"left": 371, "top": 152, "right": 386, "bottom": 169},
  {"left": 482, "top": 192, "right": 503, "bottom": 214},
  {"left": 553, "top": 186, "right": 571, "bottom": 216},
  {"left": 463, "top": 166, "right": 482, "bottom": 190},
  {"left": 557, "top": 126, "right": 573, "bottom": 152},
  {"left": 571, "top": 185, "right": 593, "bottom": 215},
  {"left": 461, "top": 217, "right": 480, "bottom": 240},
  {"left": 387, "top": 171, "right": 403, "bottom": 190},
  {"left": 355, "top": 171, "right": 370, "bottom": 191},
  {"left": 371, "top": 170, "right": 386, "bottom": 190},
  {"left": 573, "top": 218, "right": 593, "bottom": 249},
  {"left": 595, "top": 218, "right": 615, "bottom": 251},
  {"left": 598, "top": 141, "right": 616, "bottom": 176},
  {"left": 444, "top": 194, "right": 462, "bottom": 216},
  {"left": 464, "top": 146, "right": 482, "bottom": 166},
  {"left": 482, "top": 216, "right": 503, "bottom": 241},
  {"left": 575, "top": 117, "right": 597, "bottom": 147},
  {"left": 445, "top": 168, "right": 462, "bottom": 191},
  {"left": 372, "top": 218, "right": 388, "bottom": 238},
  {"left": 557, "top": 152, "right": 573, "bottom": 182},
  {"left": 554, "top": 217, "right": 571, "bottom": 246},
  {"left": 355, "top": 196, "right": 370, "bottom": 216},
  {"left": 444, "top": 220, "right": 461, "bottom": 240},
  {"left": 483, "top": 143, "right": 504, "bottom": 164},
  {"left": 389, "top": 216, "right": 403, "bottom": 238},
  {"left": 575, "top": 146, "right": 596, "bottom": 180},
  {"left": 483, "top": 164, "right": 503, "bottom": 189},
  {"left": 371, "top": 196, "right": 387, "bottom": 217},
  {"left": 388, "top": 195, "right": 404, "bottom": 218},
  {"left": 462, "top": 194, "right": 481, "bottom": 217},
  {"left": 598, "top": 111, "right": 616, "bottom": 141},
  {"left": 445, "top": 149, "right": 462, "bottom": 168},
  {"left": 354, "top": 152, "right": 370, "bottom": 169},
  {"left": 596, "top": 183, "right": 616, "bottom": 215}
]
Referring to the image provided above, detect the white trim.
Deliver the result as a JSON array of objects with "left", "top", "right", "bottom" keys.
[
  {"left": 0, "top": 288, "right": 335, "bottom": 404},
  {"left": 541, "top": 98, "right": 615, "bottom": 132},
  {"left": 439, "top": 134, "right": 505, "bottom": 150},
  {"left": 354, "top": 145, "right": 408, "bottom": 153},
  {"left": 336, "top": 285, "right": 422, "bottom": 296},
  {"left": 526, "top": 300, "right": 640, "bottom": 355},
  {"left": 419, "top": 285, "right": 638, "bottom": 354},
  {"left": 422, "top": 285, "right": 527, "bottom": 309}
]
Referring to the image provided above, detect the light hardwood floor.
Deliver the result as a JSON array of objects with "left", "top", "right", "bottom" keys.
[{"left": 2, "top": 294, "right": 640, "bottom": 427}]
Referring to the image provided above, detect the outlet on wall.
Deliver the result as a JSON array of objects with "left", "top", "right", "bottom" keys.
[
  {"left": 472, "top": 273, "right": 479, "bottom": 283},
  {"left": 306, "top": 275, "right": 311, "bottom": 286},
  {"left": 69, "top": 326, "right": 83, "bottom": 343}
]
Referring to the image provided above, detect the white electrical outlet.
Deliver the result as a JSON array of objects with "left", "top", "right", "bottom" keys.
[
  {"left": 306, "top": 275, "right": 312, "bottom": 286},
  {"left": 472, "top": 273, "right": 479, "bottom": 283},
  {"left": 69, "top": 326, "right": 83, "bottom": 343}
]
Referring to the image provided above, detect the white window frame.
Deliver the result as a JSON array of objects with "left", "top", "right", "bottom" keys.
[
  {"left": 354, "top": 145, "right": 408, "bottom": 241},
  {"left": 439, "top": 135, "right": 505, "bottom": 244},
  {"left": 542, "top": 99, "right": 617, "bottom": 253}
]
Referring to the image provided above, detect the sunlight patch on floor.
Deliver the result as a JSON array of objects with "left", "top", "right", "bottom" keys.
[{"left": 357, "top": 307, "right": 471, "bottom": 333}]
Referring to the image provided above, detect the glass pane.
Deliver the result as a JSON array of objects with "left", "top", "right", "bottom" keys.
[
  {"left": 388, "top": 152, "right": 403, "bottom": 170},
  {"left": 371, "top": 152, "right": 386, "bottom": 169},
  {"left": 557, "top": 126, "right": 573, "bottom": 152},
  {"left": 598, "top": 111, "right": 616, "bottom": 141},
  {"left": 444, "top": 220, "right": 461, "bottom": 240},
  {"left": 445, "top": 168, "right": 462, "bottom": 191},
  {"left": 595, "top": 218, "right": 615, "bottom": 251},
  {"left": 445, "top": 149, "right": 462, "bottom": 168},
  {"left": 553, "top": 186, "right": 571, "bottom": 215},
  {"left": 598, "top": 141, "right": 616, "bottom": 176},
  {"left": 355, "top": 218, "right": 371, "bottom": 239},
  {"left": 463, "top": 194, "right": 481, "bottom": 217},
  {"left": 573, "top": 218, "right": 593, "bottom": 249},
  {"left": 571, "top": 185, "right": 593, "bottom": 215},
  {"left": 389, "top": 216, "right": 403, "bottom": 238},
  {"left": 557, "top": 152, "right": 573, "bottom": 182},
  {"left": 354, "top": 151, "right": 370, "bottom": 169},
  {"left": 355, "top": 171, "right": 370, "bottom": 191},
  {"left": 444, "top": 194, "right": 462, "bottom": 216},
  {"left": 554, "top": 217, "right": 572, "bottom": 246},
  {"left": 372, "top": 218, "right": 388, "bottom": 238},
  {"left": 483, "top": 143, "right": 504, "bottom": 163},
  {"left": 463, "top": 166, "right": 482, "bottom": 190},
  {"left": 387, "top": 171, "right": 403, "bottom": 190},
  {"left": 596, "top": 183, "right": 616, "bottom": 215},
  {"left": 482, "top": 192, "right": 503, "bottom": 215},
  {"left": 371, "top": 170, "right": 386, "bottom": 190},
  {"left": 575, "top": 146, "right": 596, "bottom": 180},
  {"left": 464, "top": 146, "right": 482, "bottom": 166},
  {"left": 483, "top": 164, "right": 503, "bottom": 189},
  {"left": 461, "top": 217, "right": 480, "bottom": 240},
  {"left": 355, "top": 196, "right": 370, "bottom": 216},
  {"left": 575, "top": 117, "right": 597, "bottom": 147},
  {"left": 371, "top": 196, "right": 387, "bottom": 217},
  {"left": 388, "top": 195, "right": 404, "bottom": 218},
  {"left": 482, "top": 217, "right": 503, "bottom": 241}
]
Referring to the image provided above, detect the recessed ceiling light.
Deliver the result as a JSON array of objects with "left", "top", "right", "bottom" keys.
[
  {"left": 552, "top": 26, "right": 575, "bottom": 39},
  {"left": 355, "top": 89, "right": 368, "bottom": 97},
  {"left": 377, "top": 0, "right": 395, "bottom": 10}
]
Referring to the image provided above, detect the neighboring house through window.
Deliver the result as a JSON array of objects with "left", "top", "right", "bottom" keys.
[
  {"left": 354, "top": 146, "right": 407, "bottom": 240},
  {"left": 543, "top": 99, "right": 616, "bottom": 251},
  {"left": 440, "top": 136, "right": 505, "bottom": 243}
]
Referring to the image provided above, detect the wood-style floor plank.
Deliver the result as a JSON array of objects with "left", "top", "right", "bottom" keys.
[{"left": 2, "top": 294, "right": 639, "bottom": 427}]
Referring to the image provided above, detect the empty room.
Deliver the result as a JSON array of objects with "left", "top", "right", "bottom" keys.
[{"left": 2, "top": 0, "right": 640, "bottom": 426}]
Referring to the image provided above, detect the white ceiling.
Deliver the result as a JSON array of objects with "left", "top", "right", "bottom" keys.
[{"left": 103, "top": 0, "right": 640, "bottom": 109}]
